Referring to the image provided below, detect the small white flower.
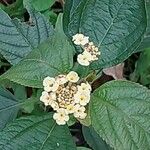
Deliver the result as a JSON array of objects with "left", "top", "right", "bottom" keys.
[
  {"left": 53, "top": 108, "right": 69, "bottom": 125},
  {"left": 43, "top": 76, "right": 59, "bottom": 92},
  {"left": 50, "top": 101, "right": 59, "bottom": 111},
  {"left": 89, "top": 42, "right": 94, "bottom": 46},
  {"left": 43, "top": 77, "right": 55, "bottom": 86},
  {"left": 66, "top": 104, "right": 75, "bottom": 114},
  {"left": 91, "top": 55, "right": 98, "bottom": 61},
  {"left": 94, "top": 47, "right": 99, "bottom": 52},
  {"left": 78, "top": 82, "right": 91, "bottom": 93},
  {"left": 82, "top": 50, "right": 92, "bottom": 60},
  {"left": 66, "top": 71, "right": 79, "bottom": 83},
  {"left": 74, "top": 91, "right": 90, "bottom": 106},
  {"left": 74, "top": 104, "right": 87, "bottom": 119},
  {"left": 40, "top": 91, "right": 56, "bottom": 106},
  {"left": 77, "top": 54, "right": 90, "bottom": 66},
  {"left": 56, "top": 75, "right": 68, "bottom": 85},
  {"left": 77, "top": 51, "right": 92, "bottom": 66},
  {"left": 72, "top": 34, "right": 89, "bottom": 46}
]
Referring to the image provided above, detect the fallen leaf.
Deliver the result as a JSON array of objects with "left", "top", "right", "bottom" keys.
[{"left": 103, "top": 63, "right": 125, "bottom": 80}]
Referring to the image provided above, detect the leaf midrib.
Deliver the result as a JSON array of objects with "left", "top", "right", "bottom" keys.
[{"left": 39, "top": 122, "right": 56, "bottom": 150}]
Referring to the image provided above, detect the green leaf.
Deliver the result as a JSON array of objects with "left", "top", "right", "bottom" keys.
[
  {"left": 63, "top": 0, "right": 147, "bottom": 69},
  {"left": 21, "top": 97, "right": 38, "bottom": 114},
  {"left": 32, "top": 0, "right": 55, "bottom": 11},
  {"left": 12, "top": 84, "right": 27, "bottom": 101},
  {"left": 0, "top": 114, "right": 76, "bottom": 150},
  {"left": 90, "top": 80, "right": 150, "bottom": 150},
  {"left": 72, "top": 63, "right": 91, "bottom": 78},
  {"left": 0, "top": 14, "right": 74, "bottom": 88},
  {"left": 0, "top": 7, "right": 53, "bottom": 65},
  {"left": 0, "top": 0, "right": 25, "bottom": 18},
  {"left": 137, "top": 0, "right": 150, "bottom": 51},
  {"left": 0, "top": 87, "right": 19, "bottom": 130},
  {"left": 43, "top": 10, "right": 57, "bottom": 26},
  {"left": 77, "top": 147, "right": 91, "bottom": 150},
  {"left": 82, "top": 126, "right": 112, "bottom": 150},
  {"left": 131, "top": 48, "right": 150, "bottom": 85}
]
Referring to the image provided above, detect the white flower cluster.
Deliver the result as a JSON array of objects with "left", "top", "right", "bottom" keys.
[
  {"left": 72, "top": 33, "right": 101, "bottom": 66},
  {"left": 40, "top": 71, "right": 91, "bottom": 125}
]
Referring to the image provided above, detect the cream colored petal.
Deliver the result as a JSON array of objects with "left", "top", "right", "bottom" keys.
[
  {"left": 51, "top": 101, "right": 59, "bottom": 111},
  {"left": 44, "top": 86, "right": 52, "bottom": 92},
  {"left": 56, "top": 75, "right": 68, "bottom": 85},
  {"left": 51, "top": 82, "right": 59, "bottom": 92},
  {"left": 64, "top": 115, "right": 69, "bottom": 121},
  {"left": 66, "top": 71, "right": 79, "bottom": 83},
  {"left": 53, "top": 113, "right": 59, "bottom": 120},
  {"left": 56, "top": 119, "right": 66, "bottom": 125},
  {"left": 43, "top": 77, "right": 55, "bottom": 87},
  {"left": 80, "top": 36, "right": 89, "bottom": 46},
  {"left": 77, "top": 54, "right": 90, "bottom": 66},
  {"left": 82, "top": 51, "right": 92, "bottom": 61},
  {"left": 79, "top": 112, "right": 87, "bottom": 119}
]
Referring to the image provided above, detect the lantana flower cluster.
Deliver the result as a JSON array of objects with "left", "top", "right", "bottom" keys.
[
  {"left": 40, "top": 71, "right": 91, "bottom": 125},
  {"left": 72, "top": 33, "right": 101, "bottom": 66}
]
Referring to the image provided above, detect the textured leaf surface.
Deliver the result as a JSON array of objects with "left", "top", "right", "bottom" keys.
[
  {"left": 138, "top": 0, "right": 150, "bottom": 51},
  {"left": 0, "top": 114, "right": 76, "bottom": 150},
  {"left": 0, "top": 87, "right": 19, "bottom": 130},
  {"left": 0, "top": 15, "right": 74, "bottom": 88},
  {"left": 32, "top": 0, "right": 55, "bottom": 11},
  {"left": 82, "top": 126, "right": 112, "bottom": 150},
  {"left": 0, "top": 8, "right": 53, "bottom": 65},
  {"left": 63, "top": 0, "right": 147, "bottom": 69},
  {"left": 90, "top": 81, "right": 150, "bottom": 150}
]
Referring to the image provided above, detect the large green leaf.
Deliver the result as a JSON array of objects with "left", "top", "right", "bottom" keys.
[
  {"left": 90, "top": 81, "right": 150, "bottom": 150},
  {"left": 82, "top": 126, "right": 112, "bottom": 150},
  {"left": 0, "top": 14, "right": 74, "bottom": 88},
  {"left": 0, "top": 114, "right": 76, "bottom": 150},
  {"left": 0, "top": 7, "right": 53, "bottom": 65},
  {"left": 63, "top": 0, "right": 147, "bottom": 69},
  {"left": 137, "top": 0, "right": 150, "bottom": 51},
  {"left": 0, "top": 87, "right": 19, "bottom": 130},
  {"left": 32, "top": 0, "right": 55, "bottom": 11}
]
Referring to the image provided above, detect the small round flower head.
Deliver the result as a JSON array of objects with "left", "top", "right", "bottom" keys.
[
  {"left": 53, "top": 108, "right": 69, "bottom": 125},
  {"left": 74, "top": 104, "right": 87, "bottom": 119},
  {"left": 66, "top": 71, "right": 79, "bottom": 83},
  {"left": 73, "top": 33, "right": 101, "bottom": 66},
  {"left": 41, "top": 71, "right": 92, "bottom": 125},
  {"left": 72, "top": 34, "right": 89, "bottom": 46},
  {"left": 43, "top": 77, "right": 59, "bottom": 92},
  {"left": 74, "top": 91, "right": 90, "bottom": 106}
]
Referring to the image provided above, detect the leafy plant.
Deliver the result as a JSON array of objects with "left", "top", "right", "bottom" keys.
[{"left": 0, "top": 0, "right": 150, "bottom": 150}]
